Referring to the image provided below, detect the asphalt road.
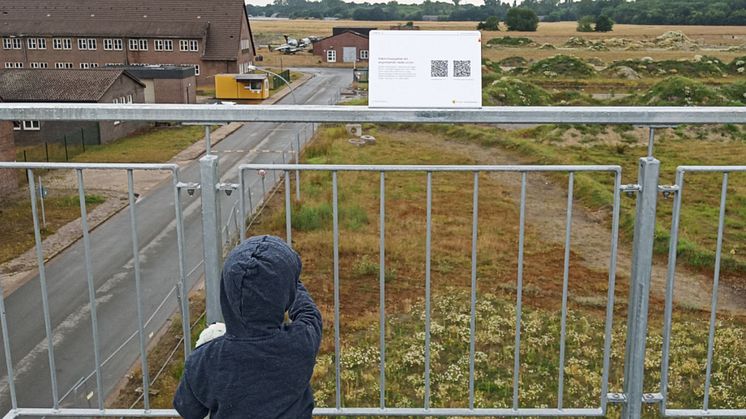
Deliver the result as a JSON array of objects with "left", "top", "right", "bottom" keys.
[{"left": 0, "top": 67, "right": 352, "bottom": 413}]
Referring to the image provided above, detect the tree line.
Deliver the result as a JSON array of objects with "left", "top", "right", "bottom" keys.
[{"left": 247, "top": 0, "right": 746, "bottom": 26}]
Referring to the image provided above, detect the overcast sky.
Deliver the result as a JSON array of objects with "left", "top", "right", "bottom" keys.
[{"left": 245, "top": 0, "right": 517, "bottom": 7}]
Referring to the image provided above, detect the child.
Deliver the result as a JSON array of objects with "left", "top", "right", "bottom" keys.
[{"left": 174, "top": 235, "right": 322, "bottom": 419}]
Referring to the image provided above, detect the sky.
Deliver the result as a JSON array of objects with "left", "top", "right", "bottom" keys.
[{"left": 245, "top": 0, "right": 520, "bottom": 7}]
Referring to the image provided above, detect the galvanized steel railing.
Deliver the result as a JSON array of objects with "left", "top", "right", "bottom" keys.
[{"left": 0, "top": 104, "right": 744, "bottom": 419}]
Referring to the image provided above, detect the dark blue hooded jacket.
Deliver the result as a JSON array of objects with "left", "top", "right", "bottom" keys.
[{"left": 174, "top": 235, "right": 322, "bottom": 419}]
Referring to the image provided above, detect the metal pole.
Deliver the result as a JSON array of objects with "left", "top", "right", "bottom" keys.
[
  {"left": 63, "top": 136, "right": 69, "bottom": 161},
  {"left": 200, "top": 155, "right": 223, "bottom": 324},
  {"left": 205, "top": 126, "right": 211, "bottom": 155},
  {"left": 38, "top": 176, "right": 46, "bottom": 229},
  {"left": 622, "top": 156, "right": 660, "bottom": 419},
  {"left": 295, "top": 133, "right": 301, "bottom": 201}
]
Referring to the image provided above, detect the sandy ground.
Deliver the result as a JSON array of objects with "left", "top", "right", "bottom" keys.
[{"left": 436, "top": 136, "right": 746, "bottom": 316}]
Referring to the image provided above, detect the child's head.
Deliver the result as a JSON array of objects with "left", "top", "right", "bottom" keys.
[{"left": 219, "top": 235, "right": 302, "bottom": 337}]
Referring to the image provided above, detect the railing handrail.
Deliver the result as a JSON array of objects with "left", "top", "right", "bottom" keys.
[
  {"left": 238, "top": 163, "right": 621, "bottom": 172},
  {"left": 1, "top": 104, "right": 745, "bottom": 124}
]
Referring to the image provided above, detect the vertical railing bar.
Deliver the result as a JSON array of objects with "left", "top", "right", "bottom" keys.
[
  {"left": 248, "top": 181, "right": 255, "bottom": 217},
  {"left": 172, "top": 169, "right": 191, "bottom": 357},
  {"left": 76, "top": 169, "right": 104, "bottom": 411},
  {"left": 127, "top": 169, "right": 150, "bottom": 410},
  {"left": 703, "top": 172, "right": 728, "bottom": 411},
  {"left": 468, "top": 171, "right": 479, "bottom": 410},
  {"left": 332, "top": 171, "right": 341, "bottom": 410},
  {"left": 513, "top": 171, "right": 527, "bottom": 411},
  {"left": 660, "top": 170, "right": 685, "bottom": 413},
  {"left": 0, "top": 284, "right": 18, "bottom": 410},
  {"left": 557, "top": 172, "right": 574, "bottom": 409},
  {"left": 27, "top": 170, "right": 60, "bottom": 408},
  {"left": 239, "top": 169, "right": 246, "bottom": 242},
  {"left": 424, "top": 171, "right": 432, "bottom": 410},
  {"left": 295, "top": 134, "right": 301, "bottom": 201},
  {"left": 600, "top": 170, "right": 622, "bottom": 412},
  {"left": 379, "top": 171, "right": 386, "bottom": 409},
  {"left": 284, "top": 170, "right": 292, "bottom": 246}
]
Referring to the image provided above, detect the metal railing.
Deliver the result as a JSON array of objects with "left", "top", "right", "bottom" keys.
[{"left": 0, "top": 104, "right": 744, "bottom": 419}]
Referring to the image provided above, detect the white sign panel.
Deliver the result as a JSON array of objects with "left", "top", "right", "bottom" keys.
[{"left": 369, "top": 30, "right": 482, "bottom": 108}]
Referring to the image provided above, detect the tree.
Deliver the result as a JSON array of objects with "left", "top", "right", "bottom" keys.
[
  {"left": 505, "top": 7, "right": 539, "bottom": 31},
  {"left": 595, "top": 14, "right": 614, "bottom": 31},
  {"left": 477, "top": 15, "right": 501, "bottom": 30},
  {"left": 576, "top": 15, "right": 594, "bottom": 31}
]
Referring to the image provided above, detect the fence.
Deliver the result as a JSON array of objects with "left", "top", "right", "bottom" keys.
[
  {"left": 16, "top": 125, "right": 100, "bottom": 162},
  {"left": 0, "top": 104, "right": 744, "bottom": 419}
]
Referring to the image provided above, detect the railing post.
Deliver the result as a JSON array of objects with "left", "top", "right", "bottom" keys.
[
  {"left": 622, "top": 155, "right": 660, "bottom": 419},
  {"left": 200, "top": 154, "right": 223, "bottom": 324}
]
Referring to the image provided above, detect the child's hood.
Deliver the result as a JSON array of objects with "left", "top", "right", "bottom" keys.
[{"left": 219, "top": 235, "right": 301, "bottom": 338}]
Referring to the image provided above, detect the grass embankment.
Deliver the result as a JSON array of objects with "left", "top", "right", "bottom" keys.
[
  {"left": 72, "top": 126, "right": 207, "bottom": 163},
  {"left": 0, "top": 194, "right": 104, "bottom": 264}
]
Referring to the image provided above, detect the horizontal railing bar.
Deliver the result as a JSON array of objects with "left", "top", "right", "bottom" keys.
[
  {"left": 239, "top": 164, "right": 621, "bottom": 173},
  {"left": 677, "top": 166, "right": 746, "bottom": 173},
  {"left": 0, "top": 162, "right": 177, "bottom": 170},
  {"left": 5, "top": 407, "right": 607, "bottom": 417},
  {"left": 663, "top": 409, "right": 746, "bottom": 417},
  {"left": 1, "top": 104, "right": 746, "bottom": 124}
]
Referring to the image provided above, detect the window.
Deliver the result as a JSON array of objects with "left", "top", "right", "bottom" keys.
[
  {"left": 189, "top": 40, "right": 199, "bottom": 51},
  {"left": 30, "top": 62, "right": 48, "bottom": 69},
  {"left": 127, "top": 94, "right": 133, "bottom": 103},
  {"left": 53, "top": 38, "right": 71, "bottom": 50},
  {"left": 104, "top": 38, "right": 123, "bottom": 50},
  {"left": 80, "top": 63, "right": 99, "bottom": 69},
  {"left": 78, "top": 38, "right": 96, "bottom": 50},
  {"left": 38, "top": 38, "right": 46, "bottom": 49},
  {"left": 22, "top": 121, "right": 40, "bottom": 131},
  {"left": 4, "top": 62, "right": 23, "bottom": 68},
  {"left": 154, "top": 39, "right": 173, "bottom": 51},
  {"left": 27, "top": 38, "right": 46, "bottom": 49},
  {"left": 360, "top": 49, "right": 369, "bottom": 59},
  {"left": 179, "top": 40, "right": 189, "bottom": 51},
  {"left": 129, "top": 39, "right": 147, "bottom": 51},
  {"left": 27, "top": 38, "right": 37, "bottom": 49},
  {"left": 12, "top": 121, "right": 21, "bottom": 131},
  {"left": 3, "top": 38, "right": 22, "bottom": 49},
  {"left": 193, "top": 64, "right": 200, "bottom": 75},
  {"left": 55, "top": 62, "right": 73, "bottom": 69},
  {"left": 327, "top": 49, "right": 336, "bottom": 63}
]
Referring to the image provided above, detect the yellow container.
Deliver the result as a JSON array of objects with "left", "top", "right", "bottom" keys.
[{"left": 215, "top": 73, "right": 270, "bottom": 100}]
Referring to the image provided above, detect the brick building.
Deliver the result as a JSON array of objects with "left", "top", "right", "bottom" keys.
[
  {"left": 0, "top": 0, "right": 256, "bottom": 86},
  {"left": 110, "top": 65, "right": 197, "bottom": 104},
  {"left": 0, "top": 101, "right": 17, "bottom": 198},
  {"left": 312, "top": 28, "right": 374, "bottom": 64},
  {"left": 0, "top": 69, "right": 148, "bottom": 146}
]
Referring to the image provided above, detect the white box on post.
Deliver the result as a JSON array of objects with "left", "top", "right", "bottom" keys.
[{"left": 368, "top": 30, "right": 482, "bottom": 108}]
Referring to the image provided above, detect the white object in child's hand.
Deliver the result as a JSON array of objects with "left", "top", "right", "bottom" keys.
[{"left": 196, "top": 322, "right": 226, "bottom": 348}]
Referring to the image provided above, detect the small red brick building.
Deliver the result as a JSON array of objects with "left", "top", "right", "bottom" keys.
[{"left": 312, "top": 28, "right": 374, "bottom": 64}]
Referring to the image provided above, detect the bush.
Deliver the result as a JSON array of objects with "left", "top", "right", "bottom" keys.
[
  {"left": 486, "top": 36, "right": 533, "bottom": 46},
  {"left": 641, "top": 76, "right": 733, "bottom": 106},
  {"left": 595, "top": 14, "right": 614, "bottom": 32},
  {"left": 720, "top": 81, "right": 746, "bottom": 104},
  {"left": 477, "top": 16, "right": 500, "bottom": 31},
  {"left": 482, "top": 77, "right": 551, "bottom": 106},
  {"left": 577, "top": 16, "right": 594, "bottom": 32},
  {"left": 527, "top": 55, "right": 596, "bottom": 78},
  {"left": 505, "top": 8, "right": 538, "bottom": 31}
]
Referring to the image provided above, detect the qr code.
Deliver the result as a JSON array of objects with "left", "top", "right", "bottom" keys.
[
  {"left": 454, "top": 60, "right": 471, "bottom": 77},
  {"left": 430, "top": 60, "right": 448, "bottom": 77}
]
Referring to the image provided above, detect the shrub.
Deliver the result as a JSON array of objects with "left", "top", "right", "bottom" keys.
[
  {"left": 486, "top": 36, "right": 534, "bottom": 46},
  {"left": 576, "top": 16, "right": 594, "bottom": 32},
  {"left": 595, "top": 14, "right": 614, "bottom": 32},
  {"left": 720, "top": 80, "right": 746, "bottom": 104},
  {"left": 477, "top": 16, "right": 500, "bottom": 31},
  {"left": 482, "top": 77, "right": 551, "bottom": 106},
  {"left": 505, "top": 8, "right": 538, "bottom": 32},
  {"left": 527, "top": 55, "right": 596, "bottom": 78},
  {"left": 641, "top": 76, "right": 733, "bottom": 106}
]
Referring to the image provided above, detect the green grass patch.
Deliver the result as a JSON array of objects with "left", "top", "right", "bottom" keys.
[
  {"left": 486, "top": 36, "right": 534, "bottom": 47},
  {"left": 73, "top": 125, "right": 207, "bottom": 163},
  {"left": 527, "top": 54, "right": 597, "bottom": 78}
]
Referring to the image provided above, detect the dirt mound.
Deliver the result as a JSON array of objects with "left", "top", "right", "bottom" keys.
[
  {"left": 482, "top": 77, "right": 551, "bottom": 106},
  {"left": 487, "top": 36, "right": 535, "bottom": 47},
  {"left": 728, "top": 56, "right": 746, "bottom": 74},
  {"left": 564, "top": 36, "right": 591, "bottom": 48},
  {"left": 527, "top": 55, "right": 596, "bottom": 78},
  {"left": 641, "top": 76, "right": 732, "bottom": 106},
  {"left": 654, "top": 31, "right": 699, "bottom": 50},
  {"left": 603, "top": 65, "right": 641, "bottom": 80},
  {"left": 538, "top": 43, "right": 556, "bottom": 50},
  {"left": 498, "top": 56, "right": 528, "bottom": 68},
  {"left": 609, "top": 57, "right": 725, "bottom": 78}
]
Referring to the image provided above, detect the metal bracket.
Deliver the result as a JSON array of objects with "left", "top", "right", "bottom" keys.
[
  {"left": 643, "top": 393, "right": 663, "bottom": 403},
  {"left": 217, "top": 182, "right": 240, "bottom": 197},
  {"left": 658, "top": 185, "right": 680, "bottom": 199},
  {"left": 176, "top": 182, "right": 201, "bottom": 196},
  {"left": 620, "top": 184, "right": 642, "bottom": 197},
  {"left": 607, "top": 393, "right": 628, "bottom": 404}
]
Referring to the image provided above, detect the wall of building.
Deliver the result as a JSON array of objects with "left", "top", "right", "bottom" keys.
[
  {"left": 98, "top": 76, "right": 149, "bottom": 144},
  {"left": 13, "top": 121, "right": 100, "bottom": 147},
  {"left": 153, "top": 76, "right": 197, "bottom": 104},
  {"left": 312, "top": 32, "right": 370, "bottom": 63},
  {"left": 0, "top": 120, "right": 18, "bottom": 198}
]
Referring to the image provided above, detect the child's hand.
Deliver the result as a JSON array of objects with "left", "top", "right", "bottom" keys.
[{"left": 195, "top": 322, "right": 226, "bottom": 348}]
